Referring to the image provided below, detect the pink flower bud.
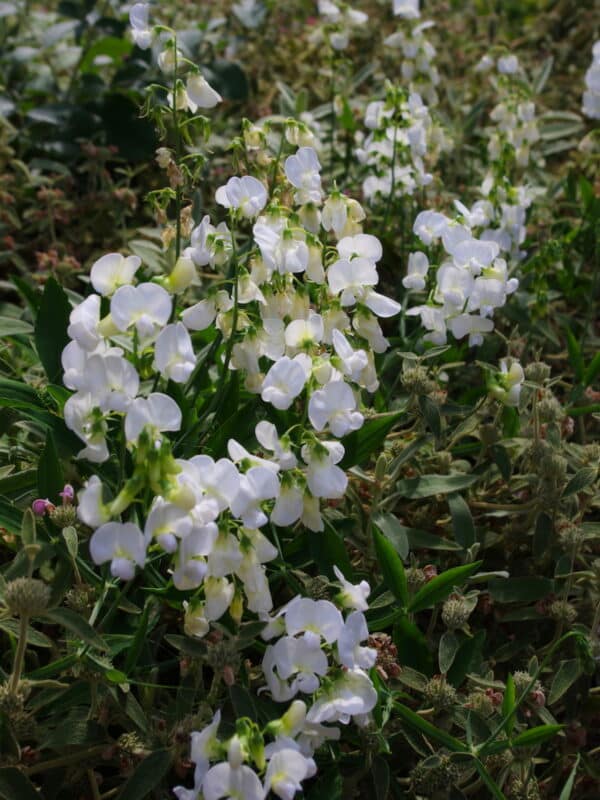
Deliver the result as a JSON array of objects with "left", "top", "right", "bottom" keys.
[
  {"left": 59, "top": 484, "right": 75, "bottom": 504},
  {"left": 32, "top": 498, "right": 53, "bottom": 516}
]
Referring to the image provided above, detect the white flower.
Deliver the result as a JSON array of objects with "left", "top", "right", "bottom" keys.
[
  {"left": 186, "top": 216, "right": 233, "bottom": 268},
  {"left": 285, "top": 598, "right": 343, "bottom": 643},
  {"left": 129, "top": 3, "right": 152, "bottom": 49},
  {"left": 331, "top": 329, "right": 369, "bottom": 384},
  {"left": 204, "top": 576, "right": 235, "bottom": 621},
  {"left": 202, "top": 762, "right": 264, "bottom": 800},
  {"left": 337, "top": 611, "right": 377, "bottom": 669},
  {"left": 229, "top": 467, "right": 280, "bottom": 528},
  {"left": 77, "top": 476, "right": 110, "bottom": 528},
  {"left": 336, "top": 233, "right": 382, "bottom": 264},
  {"left": 306, "top": 668, "right": 377, "bottom": 725},
  {"left": 402, "top": 251, "right": 429, "bottom": 290},
  {"left": 333, "top": 565, "right": 370, "bottom": 611},
  {"left": 67, "top": 294, "right": 102, "bottom": 351},
  {"left": 264, "top": 749, "right": 315, "bottom": 800},
  {"left": 271, "top": 481, "right": 304, "bottom": 527},
  {"left": 182, "top": 600, "right": 209, "bottom": 640},
  {"left": 186, "top": 73, "right": 222, "bottom": 109},
  {"left": 64, "top": 392, "right": 109, "bottom": 463},
  {"left": 393, "top": 0, "right": 420, "bottom": 18},
  {"left": 189, "top": 711, "right": 222, "bottom": 785},
  {"left": 308, "top": 380, "right": 364, "bottom": 437},
  {"left": 321, "top": 194, "right": 347, "bottom": 236},
  {"left": 255, "top": 421, "right": 297, "bottom": 470},
  {"left": 111, "top": 282, "right": 172, "bottom": 342},
  {"left": 172, "top": 527, "right": 215, "bottom": 589},
  {"left": 124, "top": 392, "right": 182, "bottom": 443},
  {"left": 447, "top": 313, "right": 494, "bottom": 346},
  {"left": 492, "top": 357, "right": 524, "bottom": 407},
  {"left": 285, "top": 312, "right": 323, "bottom": 353},
  {"left": 301, "top": 441, "right": 347, "bottom": 499},
  {"left": 270, "top": 635, "right": 329, "bottom": 694},
  {"left": 413, "top": 210, "right": 448, "bottom": 245},
  {"left": 90, "top": 522, "right": 147, "bottom": 580},
  {"left": 216, "top": 176, "right": 267, "bottom": 219},
  {"left": 497, "top": 54, "right": 519, "bottom": 74},
  {"left": 261, "top": 355, "right": 310, "bottom": 410},
  {"left": 153, "top": 322, "right": 196, "bottom": 383},
  {"left": 90, "top": 253, "right": 140, "bottom": 296},
  {"left": 327, "top": 258, "right": 401, "bottom": 317},
  {"left": 284, "top": 147, "right": 322, "bottom": 205}
]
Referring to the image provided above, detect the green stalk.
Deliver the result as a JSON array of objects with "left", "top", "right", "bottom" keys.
[{"left": 8, "top": 614, "right": 29, "bottom": 694}]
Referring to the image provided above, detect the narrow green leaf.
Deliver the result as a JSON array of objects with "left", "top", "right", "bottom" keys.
[
  {"left": 373, "top": 511, "right": 409, "bottom": 559},
  {"left": 584, "top": 352, "right": 600, "bottom": 387},
  {"left": 512, "top": 724, "right": 563, "bottom": 748},
  {"left": 448, "top": 630, "right": 485, "bottom": 688},
  {"left": 558, "top": 755, "right": 580, "bottom": 800},
  {"left": 448, "top": 493, "right": 475, "bottom": 549},
  {"left": 43, "top": 607, "right": 107, "bottom": 650},
  {"left": 565, "top": 328, "right": 584, "bottom": 384},
  {"left": 393, "top": 702, "right": 467, "bottom": 752},
  {"left": 474, "top": 760, "right": 507, "bottom": 800},
  {"left": 418, "top": 395, "right": 442, "bottom": 438},
  {"left": 116, "top": 749, "right": 172, "bottom": 800},
  {"left": 396, "top": 473, "right": 479, "bottom": 499},
  {"left": 393, "top": 617, "right": 434, "bottom": 676},
  {"left": 124, "top": 599, "right": 152, "bottom": 674},
  {"left": 20, "top": 508, "right": 36, "bottom": 546},
  {"left": 409, "top": 561, "right": 482, "bottom": 614},
  {"left": 373, "top": 527, "right": 408, "bottom": 608},
  {"left": 309, "top": 521, "right": 354, "bottom": 580},
  {"left": 549, "top": 660, "right": 582, "bottom": 705},
  {"left": 0, "top": 317, "right": 34, "bottom": 336},
  {"left": 562, "top": 467, "right": 597, "bottom": 498},
  {"left": 502, "top": 674, "right": 516, "bottom": 736},
  {"left": 34, "top": 277, "right": 72, "bottom": 384},
  {"left": 37, "top": 431, "right": 64, "bottom": 502}
]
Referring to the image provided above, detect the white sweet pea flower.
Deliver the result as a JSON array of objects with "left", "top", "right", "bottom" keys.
[
  {"left": 77, "top": 476, "right": 110, "bottom": 528},
  {"left": 264, "top": 748, "right": 315, "bottom": 800},
  {"left": 333, "top": 565, "right": 370, "bottom": 611},
  {"left": 186, "top": 216, "right": 233, "bottom": 268},
  {"left": 111, "top": 282, "right": 172, "bottom": 342},
  {"left": 216, "top": 175, "right": 267, "bottom": 219},
  {"left": 187, "top": 455, "right": 241, "bottom": 516},
  {"left": 255, "top": 421, "right": 297, "bottom": 470},
  {"left": 67, "top": 294, "right": 102, "bottom": 351},
  {"left": 301, "top": 441, "right": 347, "bottom": 499},
  {"left": 413, "top": 210, "right": 449, "bottom": 245},
  {"left": 228, "top": 439, "right": 280, "bottom": 473},
  {"left": 186, "top": 73, "right": 222, "bottom": 109},
  {"left": 284, "top": 147, "right": 323, "bottom": 205},
  {"left": 229, "top": 466, "right": 280, "bottom": 528},
  {"left": 306, "top": 668, "right": 377, "bottom": 725},
  {"left": 331, "top": 329, "right": 369, "bottom": 384},
  {"left": 284, "top": 312, "right": 323, "bottom": 353},
  {"left": 327, "top": 258, "right": 401, "bottom": 317},
  {"left": 129, "top": 3, "right": 152, "bottom": 49},
  {"left": 206, "top": 530, "right": 244, "bottom": 578},
  {"left": 337, "top": 611, "right": 377, "bottom": 669},
  {"left": 270, "top": 480, "right": 304, "bottom": 527},
  {"left": 153, "top": 322, "right": 196, "bottom": 383},
  {"left": 182, "top": 291, "right": 233, "bottom": 332},
  {"left": 270, "top": 635, "right": 329, "bottom": 694},
  {"left": 393, "top": 0, "right": 420, "bottom": 18},
  {"left": 336, "top": 233, "right": 382, "bottom": 264},
  {"left": 202, "top": 762, "right": 264, "bottom": 800},
  {"left": 447, "top": 313, "right": 494, "bottom": 346},
  {"left": 90, "top": 253, "right": 140, "bottom": 296},
  {"left": 64, "top": 392, "right": 110, "bottom": 463},
  {"left": 491, "top": 357, "right": 524, "bottom": 407},
  {"left": 402, "top": 251, "right": 429, "bottom": 290},
  {"left": 285, "top": 598, "right": 343, "bottom": 643},
  {"left": 90, "top": 522, "right": 147, "bottom": 580},
  {"left": 144, "top": 500, "right": 191, "bottom": 553},
  {"left": 497, "top": 54, "right": 519, "bottom": 74},
  {"left": 261, "top": 355, "right": 310, "bottom": 410},
  {"left": 204, "top": 576, "right": 235, "bottom": 621},
  {"left": 172, "top": 527, "right": 215, "bottom": 590},
  {"left": 189, "top": 711, "right": 222, "bottom": 786},
  {"left": 182, "top": 600, "right": 210, "bottom": 640},
  {"left": 452, "top": 238, "right": 500, "bottom": 275},
  {"left": 124, "top": 392, "right": 182, "bottom": 443},
  {"left": 253, "top": 223, "right": 309, "bottom": 275},
  {"left": 321, "top": 193, "right": 347, "bottom": 236},
  {"left": 308, "top": 380, "right": 364, "bottom": 437}
]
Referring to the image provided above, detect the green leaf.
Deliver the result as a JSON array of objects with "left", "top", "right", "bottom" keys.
[
  {"left": 309, "top": 521, "right": 354, "bottom": 580},
  {"left": 0, "top": 618, "right": 54, "bottom": 648},
  {"left": 373, "top": 511, "right": 409, "bottom": 559},
  {"left": 393, "top": 616, "right": 433, "bottom": 676},
  {"left": 116, "top": 749, "right": 172, "bottom": 800},
  {"left": 62, "top": 526, "right": 78, "bottom": 560},
  {"left": 43, "top": 607, "right": 107, "bottom": 650},
  {"left": 20, "top": 508, "right": 36, "bottom": 546},
  {"left": 80, "top": 35, "right": 133, "bottom": 72},
  {"left": 406, "top": 527, "right": 462, "bottom": 551},
  {"left": 393, "top": 702, "right": 467, "bottom": 752},
  {"left": 0, "top": 768, "right": 41, "bottom": 800},
  {"left": 229, "top": 684, "right": 258, "bottom": 722},
  {"left": 448, "top": 630, "right": 485, "bottom": 687},
  {"left": 34, "top": 277, "right": 72, "bottom": 384},
  {"left": 37, "top": 431, "right": 64, "bottom": 502},
  {"left": 418, "top": 395, "right": 442, "bottom": 438},
  {"left": 340, "top": 410, "right": 404, "bottom": 469},
  {"left": 584, "top": 352, "right": 600, "bottom": 387},
  {"left": 558, "top": 755, "right": 580, "bottom": 800},
  {"left": 512, "top": 724, "right": 563, "bottom": 748},
  {"left": 439, "top": 631, "right": 460, "bottom": 673},
  {"left": 373, "top": 527, "right": 408, "bottom": 608},
  {"left": 0, "top": 317, "right": 33, "bottom": 336},
  {"left": 124, "top": 598, "right": 153, "bottom": 674},
  {"left": 448, "top": 493, "right": 475, "bottom": 549},
  {"left": 533, "top": 512, "right": 553, "bottom": 558},
  {"left": 409, "top": 562, "right": 482, "bottom": 614},
  {"left": 0, "top": 469, "right": 37, "bottom": 497},
  {"left": 565, "top": 328, "right": 584, "bottom": 383},
  {"left": 395, "top": 473, "right": 479, "bottom": 499},
  {"left": 549, "top": 660, "right": 582, "bottom": 705},
  {"left": 371, "top": 756, "right": 390, "bottom": 800},
  {"left": 474, "top": 760, "right": 507, "bottom": 800},
  {"left": 502, "top": 674, "right": 516, "bottom": 736},
  {"left": 562, "top": 467, "right": 597, "bottom": 498},
  {"left": 488, "top": 577, "right": 553, "bottom": 603},
  {"left": 0, "top": 496, "right": 21, "bottom": 535}
]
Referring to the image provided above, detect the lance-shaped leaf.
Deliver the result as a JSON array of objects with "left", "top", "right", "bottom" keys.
[{"left": 409, "top": 562, "right": 482, "bottom": 614}]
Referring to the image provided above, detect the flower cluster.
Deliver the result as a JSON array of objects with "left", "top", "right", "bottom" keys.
[
  {"left": 384, "top": 4, "right": 440, "bottom": 106},
  {"left": 175, "top": 586, "right": 378, "bottom": 800},
  {"left": 315, "top": 0, "right": 368, "bottom": 52},
  {"left": 404, "top": 202, "right": 520, "bottom": 346},
  {"left": 582, "top": 40, "right": 600, "bottom": 120},
  {"left": 355, "top": 83, "right": 443, "bottom": 204}
]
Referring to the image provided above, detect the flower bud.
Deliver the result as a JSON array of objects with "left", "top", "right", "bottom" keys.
[{"left": 166, "top": 256, "right": 197, "bottom": 292}]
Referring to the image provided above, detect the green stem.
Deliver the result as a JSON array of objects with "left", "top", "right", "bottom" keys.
[{"left": 9, "top": 614, "right": 29, "bottom": 694}]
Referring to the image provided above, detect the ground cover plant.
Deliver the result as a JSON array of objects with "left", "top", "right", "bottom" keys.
[{"left": 0, "top": 0, "right": 599, "bottom": 798}]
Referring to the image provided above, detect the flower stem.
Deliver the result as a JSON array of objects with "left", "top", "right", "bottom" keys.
[{"left": 9, "top": 613, "right": 29, "bottom": 694}]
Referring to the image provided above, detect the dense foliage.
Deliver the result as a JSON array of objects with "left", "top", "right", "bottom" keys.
[{"left": 0, "top": 1, "right": 599, "bottom": 798}]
